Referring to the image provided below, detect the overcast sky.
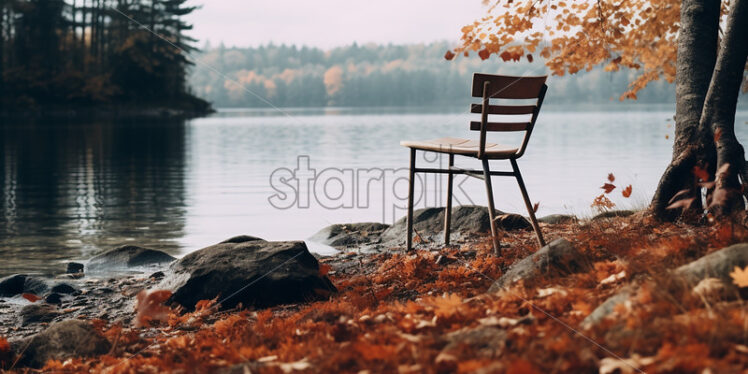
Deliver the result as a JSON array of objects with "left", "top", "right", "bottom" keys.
[{"left": 183, "top": 0, "right": 487, "bottom": 49}]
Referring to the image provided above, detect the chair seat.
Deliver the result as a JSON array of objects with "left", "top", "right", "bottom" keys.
[{"left": 400, "top": 137, "right": 518, "bottom": 159}]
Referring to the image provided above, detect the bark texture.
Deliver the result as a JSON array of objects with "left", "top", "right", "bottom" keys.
[
  {"left": 650, "top": 0, "right": 724, "bottom": 219},
  {"left": 704, "top": 0, "right": 748, "bottom": 215}
]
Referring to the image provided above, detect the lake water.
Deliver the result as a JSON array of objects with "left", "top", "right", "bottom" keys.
[{"left": 2, "top": 104, "right": 747, "bottom": 276}]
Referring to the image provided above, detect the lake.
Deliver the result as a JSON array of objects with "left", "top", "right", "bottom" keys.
[{"left": 2, "top": 104, "right": 747, "bottom": 276}]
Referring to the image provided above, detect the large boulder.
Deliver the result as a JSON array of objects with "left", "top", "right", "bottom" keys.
[
  {"left": 309, "top": 222, "right": 390, "bottom": 248},
  {"left": 87, "top": 245, "right": 176, "bottom": 271},
  {"left": 0, "top": 274, "right": 48, "bottom": 297},
  {"left": 159, "top": 240, "right": 336, "bottom": 310},
  {"left": 12, "top": 320, "right": 111, "bottom": 368},
  {"left": 494, "top": 213, "right": 531, "bottom": 231},
  {"left": 219, "top": 235, "right": 265, "bottom": 244},
  {"left": 488, "top": 238, "right": 590, "bottom": 292},
  {"left": 674, "top": 243, "right": 748, "bottom": 285},
  {"left": 380, "top": 206, "right": 505, "bottom": 245}
]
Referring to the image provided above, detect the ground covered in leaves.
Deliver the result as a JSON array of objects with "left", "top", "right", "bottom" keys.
[{"left": 2, "top": 214, "right": 747, "bottom": 373}]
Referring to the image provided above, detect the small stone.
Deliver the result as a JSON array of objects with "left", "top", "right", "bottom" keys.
[
  {"left": 66, "top": 262, "right": 84, "bottom": 274},
  {"left": 45, "top": 293, "right": 63, "bottom": 305},
  {"left": 51, "top": 283, "right": 78, "bottom": 295},
  {"left": 20, "top": 303, "right": 61, "bottom": 325},
  {"left": 149, "top": 271, "right": 165, "bottom": 279}
]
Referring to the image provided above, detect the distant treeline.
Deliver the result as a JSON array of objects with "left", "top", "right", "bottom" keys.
[
  {"left": 0, "top": 0, "right": 211, "bottom": 117},
  {"left": 189, "top": 42, "right": 677, "bottom": 108}
]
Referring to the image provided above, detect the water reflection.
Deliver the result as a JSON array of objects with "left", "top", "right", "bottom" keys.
[{"left": 0, "top": 119, "right": 187, "bottom": 276}]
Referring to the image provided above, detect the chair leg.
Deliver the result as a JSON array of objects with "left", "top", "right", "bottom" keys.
[
  {"left": 510, "top": 159, "right": 546, "bottom": 248},
  {"left": 444, "top": 154, "right": 454, "bottom": 245},
  {"left": 406, "top": 148, "right": 416, "bottom": 251},
  {"left": 481, "top": 159, "right": 500, "bottom": 255}
]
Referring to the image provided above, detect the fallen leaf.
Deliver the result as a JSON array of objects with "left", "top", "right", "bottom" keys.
[
  {"left": 601, "top": 183, "right": 616, "bottom": 194},
  {"left": 693, "top": 165, "right": 710, "bottom": 182},
  {"left": 729, "top": 265, "right": 748, "bottom": 288},
  {"left": 621, "top": 185, "right": 632, "bottom": 198},
  {"left": 22, "top": 293, "right": 41, "bottom": 303},
  {"left": 424, "top": 293, "right": 463, "bottom": 318},
  {"left": 135, "top": 289, "right": 172, "bottom": 328},
  {"left": 318, "top": 263, "right": 332, "bottom": 276},
  {"left": 600, "top": 271, "right": 626, "bottom": 285},
  {"left": 526, "top": 54, "right": 534, "bottom": 63}
]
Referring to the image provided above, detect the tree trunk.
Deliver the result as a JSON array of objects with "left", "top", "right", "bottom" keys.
[
  {"left": 703, "top": 0, "right": 748, "bottom": 215},
  {"left": 650, "top": 0, "right": 721, "bottom": 220}
]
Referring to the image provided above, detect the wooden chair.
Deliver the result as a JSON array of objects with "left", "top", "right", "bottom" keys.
[{"left": 401, "top": 73, "right": 548, "bottom": 254}]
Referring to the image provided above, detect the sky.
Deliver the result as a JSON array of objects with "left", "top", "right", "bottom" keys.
[{"left": 183, "top": 0, "right": 487, "bottom": 49}]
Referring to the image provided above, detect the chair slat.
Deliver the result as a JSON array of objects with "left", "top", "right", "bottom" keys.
[
  {"left": 470, "top": 121, "right": 530, "bottom": 132},
  {"left": 470, "top": 103, "right": 537, "bottom": 115},
  {"left": 472, "top": 73, "right": 547, "bottom": 99}
]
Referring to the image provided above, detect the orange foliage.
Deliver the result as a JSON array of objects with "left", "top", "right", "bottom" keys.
[{"left": 451, "top": 0, "right": 691, "bottom": 99}]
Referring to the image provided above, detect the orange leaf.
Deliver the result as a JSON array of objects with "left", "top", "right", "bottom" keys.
[
  {"left": 444, "top": 50, "right": 456, "bottom": 61},
  {"left": 533, "top": 202, "right": 540, "bottom": 213},
  {"left": 0, "top": 337, "right": 9, "bottom": 352},
  {"left": 319, "top": 263, "right": 332, "bottom": 276},
  {"left": 22, "top": 293, "right": 41, "bottom": 303},
  {"left": 601, "top": 183, "right": 616, "bottom": 194},
  {"left": 693, "top": 166, "right": 710, "bottom": 182},
  {"left": 608, "top": 173, "right": 615, "bottom": 182},
  {"left": 135, "top": 289, "right": 172, "bottom": 328},
  {"left": 526, "top": 54, "right": 534, "bottom": 63},
  {"left": 478, "top": 49, "right": 491, "bottom": 60},
  {"left": 729, "top": 265, "right": 748, "bottom": 288},
  {"left": 621, "top": 185, "right": 632, "bottom": 198}
]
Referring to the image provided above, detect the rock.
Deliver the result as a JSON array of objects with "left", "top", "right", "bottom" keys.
[
  {"left": 309, "top": 222, "right": 390, "bottom": 247},
  {"left": 581, "top": 288, "right": 634, "bottom": 328},
  {"left": 441, "top": 326, "right": 507, "bottom": 358},
  {"left": 494, "top": 213, "right": 531, "bottom": 231},
  {"left": 488, "top": 238, "right": 589, "bottom": 292},
  {"left": 674, "top": 243, "right": 748, "bottom": 285},
  {"left": 87, "top": 245, "right": 176, "bottom": 271},
  {"left": 66, "top": 262, "right": 84, "bottom": 274},
  {"left": 159, "top": 240, "right": 337, "bottom": 310},
  {"left": 583, "top": 243, "right": 748, "bottom": 329},
  {"left": 45, "top": 293, "right": 63, "bottom": 305},
  {"left": 13, "top": 320, "right": 111, "bottom": 368},
  {"left": 380, "top": 206, "right": 504, "bottom": 245},
  {"left": 219, "top": 235, "right": 265, "bottom": 244},
  {"left": 539, "top": 214, "right": 578, "bottom": 224},
  {"left": 149, "top": 271, "right": 165, "bottom": 279},
  {"left": 20, "top": 303, "right": 62, "bottom": 325},
  {"left": 51, "top": 283, "right": 79, "bottom": 295},
  {"left": 591, "top": 210, "right": 635, "bottom": 221},
  {"left": 0, "top": 274, "right": 49, "bottom": 297}
]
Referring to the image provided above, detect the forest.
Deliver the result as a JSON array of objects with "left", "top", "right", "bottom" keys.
[
  {"left": 0, "top": 0, "right": 212, "bottom": 117},
  {"left": 189, "top": 42, "right": 679, "bottom": 108}
]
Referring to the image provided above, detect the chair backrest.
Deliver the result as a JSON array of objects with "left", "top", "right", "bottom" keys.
[{"left": 470, "top": 73, "right": 548, "bottom": 158}]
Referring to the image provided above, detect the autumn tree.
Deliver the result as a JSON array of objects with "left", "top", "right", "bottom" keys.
[{"left": 451, "top": 0, "right": 748, "bottom": 220}]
